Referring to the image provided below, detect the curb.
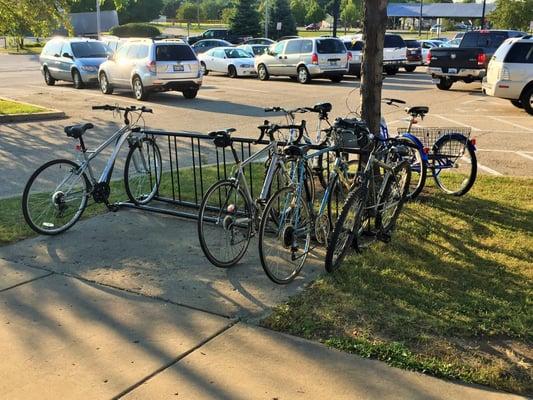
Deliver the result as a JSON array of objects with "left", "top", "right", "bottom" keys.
[{"left": 0, "top": 96, "right": 65, "bottom": 123}]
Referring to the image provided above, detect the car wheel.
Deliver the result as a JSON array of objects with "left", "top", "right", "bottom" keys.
[
  {"left": 228, "top": 65, "right": 237, "bottom": 78},
  {"left": 201, "top": 62, "right": 209, "bottom": 76},
  {"left": 258, "top": 64, "right": 269, "bottom": 81},
  {"left": 436, "top": 77, "right": 453, "bottom": 90},
  {"left": 297, "top": 66, "right": 311, "bottom": 84},
  {"left": 43, "top": 67, "right": 55, "bottom": 86},
  {"left": 330, "top": 75, "right": 343, "bottom": 83},
  {"left": 183, "top": 89, "right": 198, "bottom": 99},
  {"left": 404, "top": 65, "right": 416, "bottom": 72},
  {"left": 520, "top": 86, "right": 533, "bottom": 116},
  {"left": 72, "top": 69, "right": 84, "bottom": 89},
  {"left": 385, "top": 66, "right": 398, "bottom": 75},
  {"left": 132, "top": 76, "right": 148, "bottom": 101},
  {"left": 99, "top": 72, "right": 113, "bottom": 94},
  {"left": 510, "top": 99, "right": 523, "bottom": 109}
]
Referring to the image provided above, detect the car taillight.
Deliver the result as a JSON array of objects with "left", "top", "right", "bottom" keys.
[
  {"left": 476, "top": 52, "right": 486, "bottom": 66},
  {"left": 311, "top": 53, "right": 318, "bottom": 65},
  {"left": 347, "top": 51, "right": 352, "bottom": 62},
  {"left": 426, "top": 50, "right": 432, "bottom": 64},
  {"left": 147, "top": 60, "right": 156, "bottom": 73}
]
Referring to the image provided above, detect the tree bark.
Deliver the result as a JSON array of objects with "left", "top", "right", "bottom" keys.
[{"left": 360, "top": 0, "right": 388, "bottom": 136}]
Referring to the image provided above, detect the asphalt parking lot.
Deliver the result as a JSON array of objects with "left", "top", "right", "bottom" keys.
[{"left": 0, "top": 54, "right": 531, "bottom": 197}]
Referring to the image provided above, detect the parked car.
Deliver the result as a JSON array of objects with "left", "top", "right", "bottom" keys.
[
  {"left": 455, "top": 23, "right": 471, "bottom": 31},
  {"left": 453, "top": 32, "right": 466, "bottom": 41},
  {"left": 404, "top": 39, "right": 422, "bottom": 72},
  {"left": 40, "top": 37, "right": 110, "bottom": 89},
  {"left": 255, "top": 37, "right": 348, "bottom": 84},
  {"left": 419, "top": 40, "right": 441, "bottom": 65},
  {"left": 305, "top": 23, "right": 321, "bottom": 31},
  {"left": 100, "top": 35, "right": 126, "bottom": 53},
  {"left": 98, "top": 38, "right": 202, "bottom": 100},
  {"left": 440, "top": 38, "right": 461, "bottom": 48},
  {"left": 428, "top": 30, "right": 527, "bottom": 90},
  {"left": 191, "top": 39, "right": 233, "bottom": 54},
  {"left": 278, "top": 36, "right": 300, "bottom": 41},
  {"left": 430, "top": 37, "right": 449, "bottom": 43},
  {"left": 483, "top": 36, "right": 533, "bottom": 115},
  {"left": 342, "top": 38, "right": 364, "bottom": 77},
  {"left": 187, "top": 29, "right": 249, "bottom": 45},
  {"left": 198, "top": 47, "right": 256, "bottom": 78},
  {"left": 238, "top": 44, "right": 269, "bottom": 57},
  {"left": 430, "top": 24, "right": 445, "bottom": 33},
  {"left": 242, "top": 38, "right": 275, "bottom": 45},
  {"left": 383, "top": 34, "right": 407, "bottom": 75}
]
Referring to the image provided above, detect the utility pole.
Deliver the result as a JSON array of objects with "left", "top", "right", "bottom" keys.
[
  {"left": 265, "top": 0, "right": 269, "bottom": 38},
  {"left": 197, "top": 0, "right": 200, "bottom": 28},
  {"left": 418, "top": 0, "right": 423, "bottom": 36},
  {"left": 96, "top": 0, "right": 101, "bottom": 39},
  {"left": 481, "top": 0, "right": 486, "bottom": 29}
]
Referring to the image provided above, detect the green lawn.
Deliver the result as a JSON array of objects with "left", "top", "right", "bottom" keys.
[
  {"left": 263, "top": 175, "right": 533, "bottom": 396},
  {"left": 0, "top": 99, "right": 47, "bottom": 115}
]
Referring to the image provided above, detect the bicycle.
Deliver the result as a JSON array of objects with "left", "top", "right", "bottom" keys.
[
  {"left": 257, "top": 118, "right": 362, "bottom": 284},
  {"left": 325, "top": 118, "right": 412, "bottom": 273},
  {"left": 197, "top": 120, "right": 311, "bottom": 268},
  {"left": 22, "top": 104, "right": 162, "bottom": 235}
]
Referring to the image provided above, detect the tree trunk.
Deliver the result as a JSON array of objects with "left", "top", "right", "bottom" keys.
[
  {"left": 331, "top": 0, "right": 340, "bottom": 37},
  {"left": 360, "top": 0, "right": 388, "bottom": 135}
]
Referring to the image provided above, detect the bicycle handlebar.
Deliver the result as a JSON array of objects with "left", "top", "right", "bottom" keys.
[
  {"left": 382, "top": 98, "right": 406, "bottom": 106},
  {"left": 254, "top": 120, "right": 307, "bottom": 144},
  {"left": 92, "top": 104, "right": 153, "bottom": 113}
]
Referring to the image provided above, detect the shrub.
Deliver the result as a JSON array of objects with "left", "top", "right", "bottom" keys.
[{"left": 109, "top": 23, "right": 161, "bottom": 38}]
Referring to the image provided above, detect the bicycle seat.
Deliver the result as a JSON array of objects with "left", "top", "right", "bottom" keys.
[
  {"left": 64, "top": 123, "right": 94, "bottom": 139},
  {"left": 313, "top": 102, "right": 332, "bottom": 114},
  {"left": 407, "top": 106, "right": 429, "bottom": 117},
  {"left": 208, "top": 128, "right": 236, "bottom": 148},
  {"left": 208, "top": 128, "right": 236, "bottom": 137},
  {"left": 283, "top": 144, "right": 309, "bottom": 157}
]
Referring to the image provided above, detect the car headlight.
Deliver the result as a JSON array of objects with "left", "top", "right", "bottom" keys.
[{"left": 80, "top": 65, "right": 97, "bottom": 72}]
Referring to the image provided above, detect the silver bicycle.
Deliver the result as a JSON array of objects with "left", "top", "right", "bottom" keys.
[{"left": 22, "top": 104, "right": 162, "bottom": 235}]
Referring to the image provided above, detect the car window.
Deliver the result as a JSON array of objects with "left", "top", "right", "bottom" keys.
[
  {"left": 136, "top": 44, "right": 149, "bottom": 59},
  {"left": 271, "top": 42, "right": 285, "bottom": 56},
  {"left": 61, "top": 42, "right": 73, "bottom": 58},
  {"left": 252, "top": 45, "right": 267, "bottom": 55},
  {"left": 156, "top": 45, "right": 196, "bottom": 61},
  {"left": 43, "top": 40, "right": 63, "bottom": 57},
  {"left": 71, "top": 41, "right": 108, "bottom": 58},
  {"left": 213, "top": 49, "right": 225, "bottom": 58},
  {"left": 505, "top": 42, "right": 533, "bottom": 64},
  {"left": 214, "top": 31, "right": 226, "bottom": 38},
  {"left": 285, "top": 40, "right": 302, "bottom": 54},
  {"left": 225, "top": 48, "right": 251, "bottom": 58},
  {"left": 384, "top": 35, "right": 405, "bottom": 48},
  {"left": 126, "top": 44, "right": 140, "bottom": 59},
  {"left": 344, "top": 40, "right": 363, "bottom": 51},
  {"left": 461, "top": 32, "right": 509, "bottom": 49},
  {"left": 204, "top": 31, "right": 214, "bottom": 38},
  {"left": 404, "top": 40, "right": 419, "bottom": 48},
  {"left": 316, "top": 39, "right": 345, "bottom": 54},
  {"left": 300, "top": 40, "right": 313, "bottom": 53}
]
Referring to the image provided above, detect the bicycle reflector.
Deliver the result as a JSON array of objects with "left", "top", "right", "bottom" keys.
[
  {"left": 470, "top": 138, "right": 476, "bottom": 146},
  {"left": 423, "top": 147, "right": 430, "bottom": 154},
  {"left": 75, "top": 144, "right": 82, "bottom": 151}
]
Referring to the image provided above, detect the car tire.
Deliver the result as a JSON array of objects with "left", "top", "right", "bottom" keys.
[
  {"left": 183, "top": 89, "right": 198, "bottom": 99},
  {"left": 228, "top": 65, "right": 237, "bottom": 78},
  {"left": 201, "top": 62, "right": 209, "bottom": 76},
  {"left": 72, "top": 69, "right": 84, "bottom": 89},
  {"left": 404, "top": 65, "right": 416, "bottom": 72},
  {"left": 510, "top": 99, "right": 522, "bottom": 109},
  {"left": 43, "top": 67, "right": 55, "bottom": 86},
  {"left": 436, "top": 77, "right": 453, "bottom": 91},
  {"left": 132, "top": 75, "right": 148, "bottom": 101},
  {"left": 385, "top": 66, "right": 398, "bottom": 75},
  {"left": 297, "top": 66, "right": 311, "bottom": 84},
  {"left": 99, "top": 72, "right": 113, "bottom": 94},
  {"left": 330, "top": 75, "right": 343, "bottom": 83},
  {"left": 520, "top": 86, "right": 533, "bottom": 116},
  {"left": 257, "top": 64, "right": 269, "bottom": 81}
]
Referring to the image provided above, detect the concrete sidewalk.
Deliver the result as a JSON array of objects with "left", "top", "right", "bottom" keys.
[{"left": 0, "top": 211, "right": 526, "bottom": 399}]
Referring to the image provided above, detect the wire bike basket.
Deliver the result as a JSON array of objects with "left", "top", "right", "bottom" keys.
[{"left": 397, "top": 127, "right": 472, "bottom": 157}]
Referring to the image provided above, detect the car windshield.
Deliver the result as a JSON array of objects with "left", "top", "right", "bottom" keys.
[
  {"left": 384, "top": 35, "right": 405, "bottom": 48},
  {"left": 344, "top": 41, "right": 363, "bottom": 51},
  {"left": 405, "top": 40, "right": 420, "bottom": 47},
  {"left": 224, "top": 48, "right": 252, "bottom": 58},
  {"left": 156, "top": 45, "right": 196, "bottom": 61},
  {"left": 251, "top": 46, "right": 267, "bottom": 55},
  {"left": 316, "top": 39, "right": 346, "bottom": 54},
  {"left": 71, "top": 42, "right": 108, "bottom": 58}
]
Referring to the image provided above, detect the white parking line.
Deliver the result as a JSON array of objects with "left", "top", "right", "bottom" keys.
[
  {"left": 478, "top": 163, "right": 504, "bottom": 176},
  {"left": 433, "top": 114, "right": 482, "bottom": 131},
  {"left": 211, "top": 85, "right": 269, "bottom": 94},
  {"left": 516, "top": 151, "right": 533, "bottom": 161},
  {"left": 488, "top": 116, "right": 533, "bottom": 133}
]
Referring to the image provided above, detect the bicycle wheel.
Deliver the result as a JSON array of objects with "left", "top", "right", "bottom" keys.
[
  {"left": 431, "top": 135, "right": 477, "bottom": 196},
  {"left": 22, "top": 159, "right": 90, "bottom": 235},
  {"left": 377, "top": 161, "right": 411, "bottom": 235},
  {"left": 124, "top": 138, "right": 162, "bottom": 205},
  {"left": 398, "top": 137, "right": 427, "bottom": 200},
  {"left": 325, "top": 186, "right": 366, "bottom": 273},
  {"left": 258, "top": 186, "right": 311, "bottom": 284},
  {"left": 198, "top": 179, "right": 253, "bottom": 268},
  {"left": 315, "top": 173, "right": 350, "bottom": 245}
]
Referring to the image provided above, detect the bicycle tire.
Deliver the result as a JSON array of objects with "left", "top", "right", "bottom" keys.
[
  {"left": 325, "top": 186, "right": 366, "bottom": 273},
  {"left": 398, "top": 137, "right": 427, "bottom": 200},
  {"left": 376, "top": 161, "right": 411, "bottom": 235},
  {"left": 258, "top": 186, "right": 311, "bottom": 284},
  {"left": 431, "top": 135, "right": 477, "bottom": 196},
  {"left": 22, "top": 159, "right": 90, "bottom": 235},
  {"left": 198, "top": 179, "right": 253, "bottom": 268},
  {"left": 124, "top": 138, "right": 162, "bottom": 205}
]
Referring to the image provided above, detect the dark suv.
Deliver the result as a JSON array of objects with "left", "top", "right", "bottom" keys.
[{"left": 187, "top": 29, "right": 249, "bottom": 45}]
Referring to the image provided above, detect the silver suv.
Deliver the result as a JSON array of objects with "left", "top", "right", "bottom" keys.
[
  {"left": 255, "top": 37, "right": 349, "bottom": 84},
  {"left": 98, "top": 39, "right": 202, "bottom": 100},
  {"left": 40, "top": 37, "right": 109, "bottom": 89}
]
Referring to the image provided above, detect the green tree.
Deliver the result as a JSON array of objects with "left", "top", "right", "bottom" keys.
[
  {"left": 341, "top": 0, "right": 361, "bottom": 28},
  {"left": 69, "top": 0, "right": 116, "bottom": 12},
  {"left": 229, "top": 0, "right": 261, "bottom": 36},
  {"left": 200, "top": 0, "right": 225, "bottom": 20},
  {"left": 268, "top": 0, "right": 297, "bottom": 38},
  {"left": 162, "top": 0, "right": 182, "bottom": 18},
  {"left": 117, "top": 0, "right": 164, "bottom": 24},
  {"left": 305, "top": 0, "right": 326, "bottom": 25},
  {"left": 290, "top": 0, "right": 307, "bottom": 26},
  {"left": 177, "top": 1, "right": 203, "bottom": 22},
  {"left": 490, "top": 0, "right": 533, "bottom": 31},
  {"left": 221, "top": 7, "right": 236, "bottom": 24}
]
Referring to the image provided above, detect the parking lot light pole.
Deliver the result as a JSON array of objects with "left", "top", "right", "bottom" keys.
[
  {"left": 418, "top": 0, "right": 423, "bottom": 36},
  {"left": 481, "top": 0, "right": 486, "bottom": 29},
  {"left": 265, "top": 0, "right": 269, "bottom": 38},
  {"left": 96, "top": 0, "right": 101, "bottom": 39}
]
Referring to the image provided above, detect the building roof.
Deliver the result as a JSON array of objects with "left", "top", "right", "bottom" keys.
[{"left": 388, "top": 3, "right": 496, "bottom": 18}]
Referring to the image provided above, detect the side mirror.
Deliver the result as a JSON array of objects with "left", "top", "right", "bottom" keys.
[{"left": 62, "top": 53, "right": 73, "bottom": 59}]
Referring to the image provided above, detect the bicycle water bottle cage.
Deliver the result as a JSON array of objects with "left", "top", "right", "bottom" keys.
[
  {"left": 64, "top": 123, "right": 94, "bottom": 139},
  {"left": 208, "top": 128, "right": 235, "bottom": 148}
]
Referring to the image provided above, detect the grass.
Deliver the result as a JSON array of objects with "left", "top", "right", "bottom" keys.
[
  {"left": 262, "top": 175, "right": 533, "bottom": 396},
  {"left": 0, "top": 99, "right": 47, "bottom": 115},
  {"left": 0, "top": 44, "right": 44, "bottom": 55}
]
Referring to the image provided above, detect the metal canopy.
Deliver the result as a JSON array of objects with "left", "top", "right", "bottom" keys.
[{"left": 387, "top": 3, "right": 496, "bottom": 18}]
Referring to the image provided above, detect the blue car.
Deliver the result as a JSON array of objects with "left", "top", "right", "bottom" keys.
[{"left": 40, "top": 37, "right": 110, "bottom": 89}]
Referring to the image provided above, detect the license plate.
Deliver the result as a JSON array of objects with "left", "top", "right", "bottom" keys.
[
  {"left": 449, "top": 68, "right": 457, "bottom": 74},
  {"left": 173, "top": 64, "right": 184, "bottom": 72},
  {"left": 329, "top": 60, "right": 338, "bottom": 66}
]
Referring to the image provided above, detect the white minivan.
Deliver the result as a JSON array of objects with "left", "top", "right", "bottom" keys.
[{"left": 482, "top": 36, "right": 533, "bottom": 115}]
